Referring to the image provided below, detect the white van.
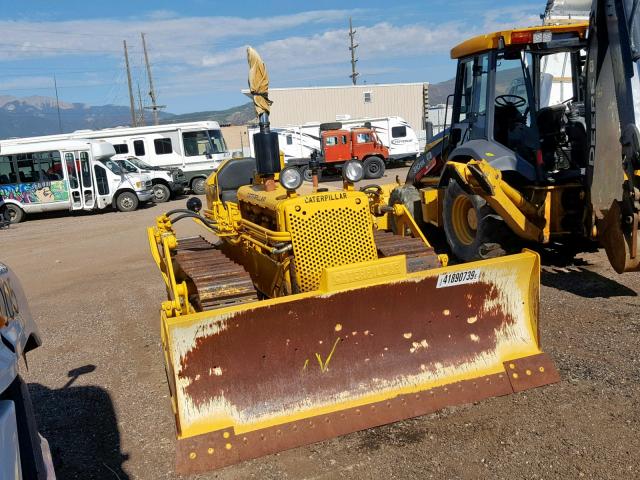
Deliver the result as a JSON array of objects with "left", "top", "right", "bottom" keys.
[
  {"left": 0, "top": 140, "right": 153, "bottom": 223},
  {"left": 113, "top": 157, "right": 187, "bottom": 203},
  {"left": 1, "top": 121, "right": 231, "bottom": 195}
]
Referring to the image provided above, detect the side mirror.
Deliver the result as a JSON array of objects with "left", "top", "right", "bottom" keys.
[{"left": 186, "top": 197, "right": 203, "bottom": 213}]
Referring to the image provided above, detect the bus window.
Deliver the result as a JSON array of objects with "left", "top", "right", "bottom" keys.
[
  {"left": 154, "top": 138, "right": 173, "bottom": 155},
  {"left": 37, "top": 151, "right": 62, "bottom": 180},
  {"left": 133, "top": 140, "right": 145, "bottom": 156},
  {"left": 65, "top": 153, "right": 79, "bottom": 188},
  {"left": 15, "top": 155, "right": 38, "bottom": 183},
  {"left": 94, "top": 165, "right": 109, "bottom": 195},
  {"left": 0, "top": 156, "right": 17, "bottom": 184},
  {"left": 79, "top": 151, "right": 92, "bottom": 187}
]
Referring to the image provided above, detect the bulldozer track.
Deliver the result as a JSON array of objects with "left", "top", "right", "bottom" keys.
[
  {"left": 172, "top": 232, "right": 439, "bottom": 312},
  {"left": 374, "top": 230, "right": 441, "bottom": 272},
  {"left": 173, "top": 236, "right": 258, "bottom": 312}
]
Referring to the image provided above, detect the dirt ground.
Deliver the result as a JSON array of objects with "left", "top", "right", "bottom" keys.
[{"left": 3, "top": 166, "right": 639, "bottom": 479}]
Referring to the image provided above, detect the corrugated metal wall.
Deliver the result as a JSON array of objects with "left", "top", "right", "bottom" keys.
[{"left": 267, "top": 83, "right": 428, "bottom": 134}]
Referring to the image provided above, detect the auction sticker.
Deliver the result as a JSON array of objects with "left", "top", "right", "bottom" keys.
[{"left": 436, "top": 269, "right": 480, "bottom": 288}]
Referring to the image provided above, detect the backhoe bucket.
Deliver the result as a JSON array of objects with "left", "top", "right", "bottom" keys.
[{"left": 162, "top": 251, "right": 558, "bottom": 474}]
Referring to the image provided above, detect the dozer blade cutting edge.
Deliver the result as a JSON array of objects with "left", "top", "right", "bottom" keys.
[{"left": 161, "top": 250, "right": 559, "bottom": 474}]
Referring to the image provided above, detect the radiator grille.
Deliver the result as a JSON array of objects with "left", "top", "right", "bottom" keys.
[{"left": 287, "top": 201, "right": 377, "bottom": 292}]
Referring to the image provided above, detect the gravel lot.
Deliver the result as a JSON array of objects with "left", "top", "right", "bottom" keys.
[{"left": 3, "top": 165, "right": 639, "bottom": 479}]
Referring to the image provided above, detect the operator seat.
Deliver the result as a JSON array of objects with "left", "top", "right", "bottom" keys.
[{"left": 216, "top": 157, "right": 257, "bottom": 204}]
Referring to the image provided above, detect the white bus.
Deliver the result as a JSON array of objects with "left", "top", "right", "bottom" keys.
[
  {"left": 248, "top": 116, "right": 420, "bottom": 165},
  {"left": 0, "top": 121, "right": 231, "bottom": 195},
  {"left": 0, "top": 140, "right": 153, "bottom": 223}
]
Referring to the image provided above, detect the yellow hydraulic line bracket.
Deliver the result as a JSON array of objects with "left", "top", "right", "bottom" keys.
[{"left": 448, "top": 160, "right": 546, "bottom": 242}]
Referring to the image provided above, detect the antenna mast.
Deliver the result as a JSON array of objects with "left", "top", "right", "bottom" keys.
[
  {"left": 123, "top": 40, "right": 138, "bottom": 127},
  {"left": 348, "top": 17, "right": 359, "bottom": 85},
  {"left": 141, "top": 33, "right": 164, "bottom": 125},
  {"left": 53, "top": 74, "right": 63, "bottom": 133}
]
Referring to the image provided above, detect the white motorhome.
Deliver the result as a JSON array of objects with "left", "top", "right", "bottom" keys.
[
  {"left": 0, "top": 140, "right": 153, "bottom": 223},
  {"left": 0, "top": 121, "right": 231, "bottom": 195},
  {"left": 248, "top": 117, "right": 420, "bottom": 164}
]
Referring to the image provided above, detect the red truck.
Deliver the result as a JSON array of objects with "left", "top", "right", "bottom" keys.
[{"left": 294, "top": 123, "right": 389, "bottom": 181}]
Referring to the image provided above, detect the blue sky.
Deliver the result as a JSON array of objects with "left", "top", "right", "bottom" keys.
[{"left": 0, "top": 0, "right": 543, "bottom": 114}]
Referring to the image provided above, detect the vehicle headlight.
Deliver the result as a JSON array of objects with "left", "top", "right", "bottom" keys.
[
  {"left": 342, "top": 160, "right": 364, "bottom": 183},
  {"left": 135, "top": 181, "right": 142, "bottom": 188},
  {"left": 279, "top": 166, "right": 303, "bottom": 191}
]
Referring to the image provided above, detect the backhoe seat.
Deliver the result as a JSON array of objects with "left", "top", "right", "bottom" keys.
[{"left": 217, "top": 157, "right": 257, "bottom": 204}]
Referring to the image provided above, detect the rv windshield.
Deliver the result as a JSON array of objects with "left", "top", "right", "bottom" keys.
[
  {"left": 100, "top": 159, "right": 124, "bottom": 175},
  {"left": 182, "top": 130, "right": 227, "bottom": 156},
  {"left": 208, "top": 130, "right": 227, "bottom": 153}
]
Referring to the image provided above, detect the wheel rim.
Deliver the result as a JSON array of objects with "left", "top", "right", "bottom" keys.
[
  {"left": 121, "top": 196, "right": 134, "bottom": 209},
  {"left": 367, "top": 161, "right": 381, "bottom": 175},
  {"left": 7, "top": 208, "right": 16, "bottom": 221},
  {"left": 193, "top": 179, "right": 204, "bottom": 192},
  {"left": 153, "top": 186, "right": 166, "bottom": 200},
  {"left": 451, "top": 195, "right": 477, "bottom": 246},
  {"left": 302, "top": 169, "right": 312, "bottom": 182}
]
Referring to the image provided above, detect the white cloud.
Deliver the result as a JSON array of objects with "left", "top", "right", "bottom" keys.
[{"left": 0, "top": 5, "right": 546, "bottom": 109}]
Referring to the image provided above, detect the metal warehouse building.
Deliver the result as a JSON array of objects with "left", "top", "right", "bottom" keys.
[{"left": 245, "top": 82, "right": 429, "bottom": 142}]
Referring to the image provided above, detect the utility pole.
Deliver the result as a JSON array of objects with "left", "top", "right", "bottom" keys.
[
  {"left": 141, "top": 32, "right": 164, "bottom": 125},
  {"left": 53, "top": 74, "right": 63, "bottom": 133},
  {"left": 137, "top": 82, "right": 146, "bottom": 127},
  {"left": 348, "top": 17, "right": 359, "bottom": 85},
  {"left": 123, "top": 40, "right": 138, "bottom": 127}
]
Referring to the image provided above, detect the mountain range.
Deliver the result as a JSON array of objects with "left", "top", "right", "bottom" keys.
[{"left": 0, "top": 79, "right": 454, "bottom": 138}]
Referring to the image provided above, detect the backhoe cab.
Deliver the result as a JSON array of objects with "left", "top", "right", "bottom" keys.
[{"left": 405, "top": 2, "right": 640, "bottom": 273}]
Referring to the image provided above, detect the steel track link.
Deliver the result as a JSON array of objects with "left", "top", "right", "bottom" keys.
[
  {"left": 172, "top": 236, "right": 258, "bottom": 311},
  {"left": 374, "top": 230, "right": 441, "bottom": 272}
]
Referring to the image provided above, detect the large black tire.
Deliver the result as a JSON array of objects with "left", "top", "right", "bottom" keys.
[
  {"left": 443, "top": 180, "right": 512, "bottom": 262},
  {"left": 5, "top": 204, "right": 25, "bottom": 224},
  {"left": 191, "top": 177, "right": 206, "bottom": 195},
  {"left": 116, "top": 191, "right": 139, "bottom": 212},
  {"left": 388, "top": 185, "right": 425, "bottom": 235},
  {"left": 152, "top": 183, "right": 171, "bottom": 203},
  {"left": 363, "top": 156, "right": 385, "bottom": 179}
]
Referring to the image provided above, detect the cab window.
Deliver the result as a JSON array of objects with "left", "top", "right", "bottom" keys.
[
  {"left": 356, "top": 133, "right": 371, "bottom": 143},
  {"left": 94, "top": 165, "right": 109, "bottom": 195},
  {"left": 325, "top": 136, "right": 338, "bottom": 146}
]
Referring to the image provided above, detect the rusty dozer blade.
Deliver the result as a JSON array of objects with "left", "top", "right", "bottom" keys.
[{"left": 162, "top": 251, "right": 559, "bottom": 474}]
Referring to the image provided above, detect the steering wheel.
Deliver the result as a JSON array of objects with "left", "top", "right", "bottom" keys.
[{"left": 495, "top": 94, "right": 527, "bottom": 108}]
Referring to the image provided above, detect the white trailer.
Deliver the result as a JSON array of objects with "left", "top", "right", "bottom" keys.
[
  {"left": 248, "top": 116, "right": 420, "bottom": 164},
  {"left": 0, "top": 121, "right": 231, "bottom": 195},
  {"left": 0, "top": 139, "right": 153, "bottom": 223}
]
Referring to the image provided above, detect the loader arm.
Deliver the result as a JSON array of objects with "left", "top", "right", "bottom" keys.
[{"left": 588, "top": 0, "right": 640, "bottom": 272}]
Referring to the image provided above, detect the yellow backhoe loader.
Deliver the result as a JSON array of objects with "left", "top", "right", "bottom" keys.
[
  {"left": 148, "top": 48, "right": 559, "bottom": 474},
  {"left": 401, "top": 0, "right": 640, "bottom": 274}
]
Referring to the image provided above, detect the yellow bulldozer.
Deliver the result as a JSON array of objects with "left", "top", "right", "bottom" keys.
[
  {"left": 148, "top": 49, "right": 559, "bottom": 474},
  {"left": 401, "top": 0, "right": 640, "bottom": 273}
]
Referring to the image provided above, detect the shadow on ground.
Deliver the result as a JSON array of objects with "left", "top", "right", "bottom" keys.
[
  {"left": 29, "top": 365, "right": 130, "bottom": 479},
  {"left": 541, "top": 266, "right": 637, "bottom": 298}
]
